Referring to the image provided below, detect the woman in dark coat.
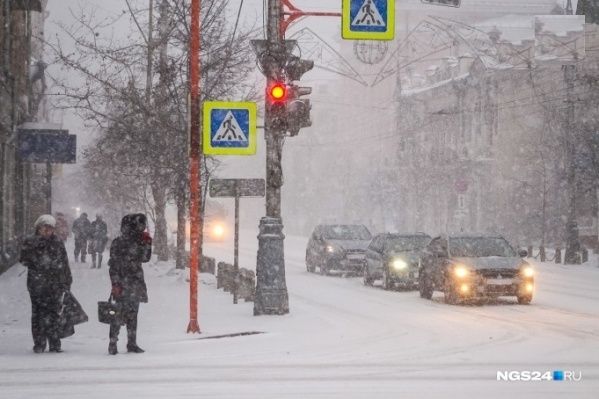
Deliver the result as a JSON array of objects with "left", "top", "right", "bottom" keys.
[
  {"left": 108, "top": 213, "right": 152, "bottom": 355},
  {"left": 20, "top": 214, "right": 73, "bottom": 353}
]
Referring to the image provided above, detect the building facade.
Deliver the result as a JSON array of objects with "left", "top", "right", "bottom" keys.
[{"left": 0, "top": 0, "right": 47, "bottom": 273}]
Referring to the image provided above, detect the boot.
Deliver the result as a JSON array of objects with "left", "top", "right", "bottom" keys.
[
  {"left": 98, "top": 254, "right": 103, "bottom": 268},
  {"left": 33, "top": 345, "right": 45, "bottom": 354},
  {"left": 49, "top": 339, "right": 62, "bottom": 353},
  {"left": 108, "top": 342, "right": 118, "bottom": 355},
  {"left": 127, "top": 343, "right": 145, "bottom": 353},
  {"left": 81, "top": 255, "right": 86, "bottom": 263},
  {"left": 91, "top": 257, "right": 96, "bottom": 269}
]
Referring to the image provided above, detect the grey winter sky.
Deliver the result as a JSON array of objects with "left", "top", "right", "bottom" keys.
[{"left": 44, "top": 0, "right": 583, "bottom": 223}]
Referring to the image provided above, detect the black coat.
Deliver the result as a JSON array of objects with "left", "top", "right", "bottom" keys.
[
  {"left": 72, "top": 216, "right": 91, "bottom": 240},
  {"left": 108, "top": 214, "right": 152, "bottom": 303},
  {"left": 20, "top": 233, "right": 73, "bottom": 308}
]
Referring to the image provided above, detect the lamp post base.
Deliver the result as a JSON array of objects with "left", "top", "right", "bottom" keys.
[{"left": 253, "top": 217, "right": 289, "bottom": 315}]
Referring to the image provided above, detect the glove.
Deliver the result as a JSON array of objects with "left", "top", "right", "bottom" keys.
[
  {"left": 111, "top": 284, "right": 122, "bottom": 297},
  {"left": 141, "top": 231, "right": 152, "bottom": 244}
]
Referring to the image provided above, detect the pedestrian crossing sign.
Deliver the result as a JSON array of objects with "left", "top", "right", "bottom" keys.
[
  {"left": 342, "top": 0, "right": 394, "bottom": 40},
  {"left": 203, "top": 101, "right": 257, "bottom": 155}
]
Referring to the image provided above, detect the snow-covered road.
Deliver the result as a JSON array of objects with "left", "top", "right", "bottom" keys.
[{"left": 1, "top": 231, "right": 598, "bottom": 398}]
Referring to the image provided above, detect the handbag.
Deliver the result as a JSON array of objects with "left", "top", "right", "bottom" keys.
[
  {"left": 98, "top": 294, "right": 124, "bottom": 325},
  {"left": 59, "top": 291, "right": 89, "bottom": 338}
]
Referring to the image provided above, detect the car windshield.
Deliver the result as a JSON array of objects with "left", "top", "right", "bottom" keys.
[
  {"left": 384, "top": 235, "right": 430, "bottom": 252},
  {"left": 449, "top": 237, "right": 517, "bottom": 257},
  {"left": 321, "top": 225, "right": 371, "bottom": 240}
]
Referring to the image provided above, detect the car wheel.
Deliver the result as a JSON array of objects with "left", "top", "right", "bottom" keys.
[
  {"left": 363, "top": 264, "right": 374, "bottom": 286},
  {"left": 306, "top": 257, "right": 315, "bottom": 273},
  {"left": 382, "top": 269, "right": 393, "bottom": 291},
  {"left": 320, "top": 261, "right": 329, "bottom": 276},
  {"left": 517, "top": 294, "right": 532, "bottom": 305},
  {"left": 419, "top": 272, "right": 433, "bottom": 299},
  {"left": 444, "top": 276, "right": 460, "bottom": 305}
]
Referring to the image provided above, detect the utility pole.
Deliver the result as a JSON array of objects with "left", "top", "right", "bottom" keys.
[
  {"left": 563, "top": 64, "right": 581, "bottom": 265},
  {"left": 187, "top": 0, "right": 201, "bottom": 333},
  {"left": 254, "top": 0, "right": 290, "bottom": 315}
]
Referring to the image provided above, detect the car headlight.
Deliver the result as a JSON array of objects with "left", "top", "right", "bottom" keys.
[
  {"left": 212, "top": 224, "right": 225, "bottom": 237},
  {"left": 454, "top": 265, "right": 471, "bottom": 278},
  {"left": 391, "top": 259, "right": 408, "bottom": 269},
  {"left": 326, "top": 245, "right": 338, "bottom": 253},
  {"left": 521, "top": 266, "right": 534, "bottom": 277}
]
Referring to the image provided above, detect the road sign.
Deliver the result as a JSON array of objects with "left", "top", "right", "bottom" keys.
[
  {"left": 209, "top": 179, "right": 266, "bottom": 198},
  {"left": 203, "top": 101, "right": 257, "bottom": 155},
  {"left": 17, "top": 130, "right": 76, "bottom": 163},
  {"left": 342, "top": 0, "right": 394, "bottom": 40}
]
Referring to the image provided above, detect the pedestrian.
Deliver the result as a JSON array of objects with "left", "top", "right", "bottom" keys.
[
  {"left": 72, "top": 212, "right": 91, "bottom": 263},
  {"left": 89, "top": 213, "right": 108, "bottom": 269},
  {"left": 55, "top": 212, "right": 69, "bottom": 242},
  {"left": 107, "top": 213, "right": 152, "bottom": 355},
  {"left": 20, "top": 214, "right": 73, "bottom": 353}
]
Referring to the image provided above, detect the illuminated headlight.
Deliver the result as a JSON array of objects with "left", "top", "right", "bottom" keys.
[
  {"left": 391, "top": 259, "right": 408, "bottom": 269},
  {"left": 521, "top": 266, "right": 534, "bottom": 277},
  {"left": 454, "top": 266, "right": 470, "bottom": 278},
  {"left": 326, "top": 245, "right": 337, "bottom": 253},
  {"left": 212, "top": 224, "right": 225, "bottom": 237}
]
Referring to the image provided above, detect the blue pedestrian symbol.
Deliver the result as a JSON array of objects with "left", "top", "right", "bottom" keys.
[
  {"left": 210, "top": 109, "right": 249, "bottom": 148},
  {"left": 351, "top": 0, "right": 387, "bottom": 32}
]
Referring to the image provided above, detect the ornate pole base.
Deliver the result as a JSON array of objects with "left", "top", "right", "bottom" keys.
[{"left": 253, "top": 217, "right": 289, "bottom": 315}]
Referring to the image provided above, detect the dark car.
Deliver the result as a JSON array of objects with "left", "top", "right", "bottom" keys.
[
  {"left": 306, "top": 224, "right": 372, "bottom": 275},
  {"left": 363, "top": 232, "right": 431, "bottom": 290},
  {"left": 419, "top": 233, "right": 534, "bottom": 305}
]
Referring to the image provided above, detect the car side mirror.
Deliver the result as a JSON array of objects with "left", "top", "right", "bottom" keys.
[{"left": 518, "top": 249, "right": 528, "bottom": 257}]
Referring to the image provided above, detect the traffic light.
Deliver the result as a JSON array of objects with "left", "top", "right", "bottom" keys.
[
  {"left": 266, "top": 81, "right": 288, "bottom": 131},
  {"left": 283, "top": 56, "right": 314, "bottom": 136},
  {"left": 285, "top": 56, "right": 315, "bottom": 82},
  {"left": 286, "top": 85, "right": 312, "bottom": 136},
  {"left": 269, "top": 82, "right": 286, "bottom": 101}
]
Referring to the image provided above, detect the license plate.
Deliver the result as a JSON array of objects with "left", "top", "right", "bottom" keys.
[
  {"left": 486, "top": 278, "right": 515, "bottom": 285},
  {"left": 346, "top": 254, "right": 364, "bottom": 260}
]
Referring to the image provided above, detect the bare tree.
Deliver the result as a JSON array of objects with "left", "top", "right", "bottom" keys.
[{"left": 46, "top": 0, "right": 259, "bottom": 265}]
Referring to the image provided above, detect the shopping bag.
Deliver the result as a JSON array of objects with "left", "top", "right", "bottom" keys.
[
  {"left": 98, "top": 294, "right": 123, "bottom": 325},
  {"left": 58, "top": 291, "right": 88, "bottom": 338}
]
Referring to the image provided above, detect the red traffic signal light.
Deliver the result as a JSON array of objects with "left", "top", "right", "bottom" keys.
[{"left": 268, "top": 83, "right": 286, "bottom": 101}]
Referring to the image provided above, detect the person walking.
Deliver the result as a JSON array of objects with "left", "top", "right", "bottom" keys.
[
  {"left": 89, "top": 213, "right": 108, "bottom": 269},
  {"left": 72, "top": 212, "right": 91, "bottom": 263},
  {"left": 20, "top": 214, "right": 73, "bottom": 353},
  {"left": 108, "top": 213, "right": 152, "bottom": 355},
  {"left": 55, "top": 212, "right": 69, "bottom": 242}
]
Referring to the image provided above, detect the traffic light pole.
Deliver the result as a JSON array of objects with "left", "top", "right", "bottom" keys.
[{"left": 254, "top": 0, "right": 290, "bottom": 315}]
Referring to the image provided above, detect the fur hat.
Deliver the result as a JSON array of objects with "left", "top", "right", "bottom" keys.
[{"left": 34, "top": 214, "right": 56, "bottom": 229}]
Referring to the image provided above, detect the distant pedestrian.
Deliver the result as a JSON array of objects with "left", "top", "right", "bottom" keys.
[
  {"left": 72, "top": 212, "right": 91, "bottom": 263},
  {"left": 89, "top": 213, "right": 108, "bottom": 269},
  {"left": 107, "top": 213, "right": 152, "bottom": 355},
  {"left": 20, "top": 214, "right": 73, "bottom": 353},
  {"left": 55, "top": 212, "right": 69, "bottom": 242}
]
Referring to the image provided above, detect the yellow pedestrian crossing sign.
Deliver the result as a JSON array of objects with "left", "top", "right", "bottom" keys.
[
  {"left": 342, "top": 0, "right": 394, "bottom": 40},
  {"left": 203, "top": 101, "right": 257, "bottom": 155}
]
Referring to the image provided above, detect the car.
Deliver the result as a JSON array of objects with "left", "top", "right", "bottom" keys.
[
  {"left": 418, "top": 233, "right": 534, "bottom": 305},
  {"left": 363, "top": 232, "right": 431, "bottom": 290},
  {"left": 305, "top": 224, "right": 372, "bottom": 275}
]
